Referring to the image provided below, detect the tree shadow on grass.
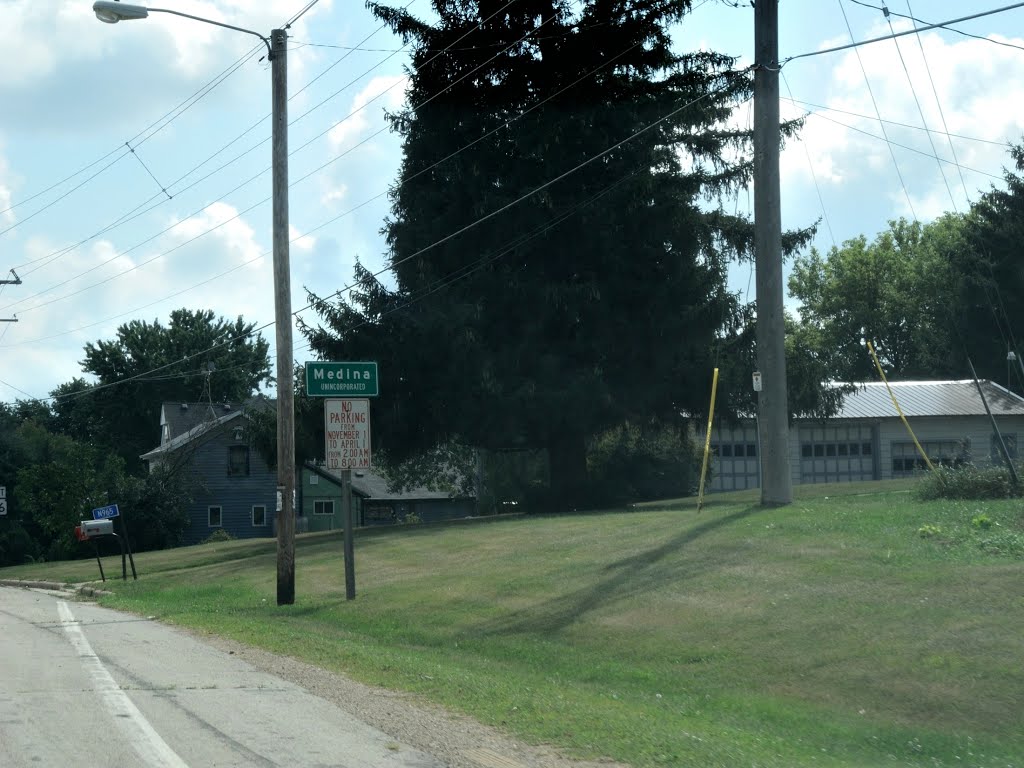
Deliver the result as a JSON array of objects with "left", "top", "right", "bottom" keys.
[{"left": 475, "top": 505, "right": 762, "bottom": 637}]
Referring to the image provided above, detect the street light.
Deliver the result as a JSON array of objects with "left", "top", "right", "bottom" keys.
[{"left": 92, "top": 1, "right": 297, "bottom": 605}]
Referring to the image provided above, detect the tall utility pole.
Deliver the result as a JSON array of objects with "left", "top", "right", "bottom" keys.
[
  {"left": 272, "top": 28, "right": 296, "bottom": 605},
  {"left": 90, "top": 3, "right": 297, "bottom": 604},
  {"left": 753, "top": 0, "right": 793, "bottom": 506}
]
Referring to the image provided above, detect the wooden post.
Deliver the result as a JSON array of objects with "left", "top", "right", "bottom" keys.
[
  {"left": 754, "top": 0, "right": 793, "bottom": 506},
  {"left": 272, "top": 27, "right": 296, "bottom": 606}
]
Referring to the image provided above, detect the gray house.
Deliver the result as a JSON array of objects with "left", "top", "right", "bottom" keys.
[
  {"left": 708, "top": 380, "right": 1024, "bottom": 492},
  {"left": 141, "top": 402, "right": 276, "bottom": 545},
  {"left": 300, "top": 462, "right": 476, "bottom": 530}
]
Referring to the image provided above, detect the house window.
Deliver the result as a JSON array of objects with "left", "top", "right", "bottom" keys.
[
  {"left": 314, "top": 500, "right": 335, "bottom": 516},
  {"left": 310, "top": 474, "right": 319, "bottom": 485},
  {"left": 252, "top": 505, "right": 266, "bottom": 527},
  {"left": 233, "top": 426, "right": 244, "bottom": 442},
  {"left": 746, "top": 444, "right": 757, "bottom": 457},
  {"left": 162, "top": 423, "right": 170, "bottom": 443},
  {"left": 208, "top": 506, "right": 222, "bottom": 527},
  {"left": 228, "top": 445, "right": 249, "bottom": 476},
  {"left": 891, "top": 440, "right": 966, "bottom": 476}
]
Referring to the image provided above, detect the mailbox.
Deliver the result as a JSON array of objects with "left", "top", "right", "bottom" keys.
[{"left": 79, "top": 519, "right": 114, "bottom": 539}]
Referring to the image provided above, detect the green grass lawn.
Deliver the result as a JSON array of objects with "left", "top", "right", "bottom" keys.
[{"left": 3, "top": 480, "right": 1022, "bottom": 767}]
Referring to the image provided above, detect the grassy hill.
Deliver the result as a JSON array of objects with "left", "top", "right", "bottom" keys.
[{"left": 3, "top": 480, "right": 1022, "bottom": 767}]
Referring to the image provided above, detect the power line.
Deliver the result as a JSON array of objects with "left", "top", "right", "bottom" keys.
[
  {"left": 883, "top": 8, "right": 957, "bottom": 210},
  {"left": 904, "top": 0, "right": 973, "bottom": 204},
  {"left": 802, "top": 110, "right": 1005, "bottom": 181},
  {"left": 3, "top": 1, "right": 552, "bottom": 316},
  {"left": 846, "top": 0, "right": 1024, "bottom": 54},
  {"left": 837, "top": 0, "right": 917, "bottom": 220},
  {"left": 785, "top": 2, "right": 1024, "bottom": 64},
  {"left": 781, "top": 98, "right": 1011, "bottom": 147},
  {"left": 4, "top": 0, "right": 519, "bottom": 305},
  {"left": 9, "top": 16, "right": 412, "bottom": 278},
  {"left": 2, "top": 67, "right": 746, "bottom": 405},
  {"left": 2, "top": 29, "right": 649, "bottom": 347},
  {"left": 0, "top": 44, "right": 263, "bottom": 230},
  {"left": 781, "top": 72, "right": 836, "bottom": 249}
]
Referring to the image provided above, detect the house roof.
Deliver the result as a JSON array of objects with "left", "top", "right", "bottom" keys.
[
  {"left": 141, "top": 409, "right": 243, "bottom": 460},
  {"left": 830, "top": 380, "right": 1024, "bottom": 420},
  {"left": 304, "top": 462, "right": 470, "bottom": 501},
  {"left": 162, "top": 401, "right": 244, "bottom": 440},
  {"left": 141, "top": 399, "right": 273, "bottom": 461}
]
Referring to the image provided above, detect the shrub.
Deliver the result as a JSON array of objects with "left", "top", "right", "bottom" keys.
[
  {"left": 918, "top": 524, "right": 943, "bottom": 538},
  {"left": 971, "top": 513, "right": 993, "bottom": 530},
  {"left": 915, "top": 464, "right": 1020, "bottom": 501},
  {"left": 201, "top": 529, "right": 236, "bottom": 544}
]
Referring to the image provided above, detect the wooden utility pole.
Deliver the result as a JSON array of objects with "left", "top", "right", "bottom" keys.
[
  {"left": 753, "top": 0, "right": 793, "bottom": 505},
  {"left": 272, "top": 27, "right": 296, "bottom": 605}
]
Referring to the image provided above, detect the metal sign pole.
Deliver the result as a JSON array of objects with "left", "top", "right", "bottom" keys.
[{"left": 342, "top": 468, "right": 355, "bottom": 600}]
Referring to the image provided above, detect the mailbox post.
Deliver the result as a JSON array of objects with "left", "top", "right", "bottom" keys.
[{"left": 74, "top": 518, "right": 130, "bottom": 581}]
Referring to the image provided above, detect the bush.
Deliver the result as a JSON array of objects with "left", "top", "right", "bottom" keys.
[
  {"left": 918, "top": 524, "right": 943, "bottom": 538},
  {"left": 971, "top": 513, "right": 993, "bottom": 530},
  {"left": 915, "top": 464, "right": 1020, "bottom": 501},
  {"left": 201, "top": 529, "right": 236, "bottom": 544}
]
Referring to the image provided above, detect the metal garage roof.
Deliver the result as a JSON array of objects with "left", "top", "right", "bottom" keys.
[{"left": 832, "top": 380, "right": 1024, "bottom": 419}]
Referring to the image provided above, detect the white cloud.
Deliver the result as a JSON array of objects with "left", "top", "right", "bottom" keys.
[
  {"left": 328, "top": 75, "right": 408, "bottom": 152},
  {"left": 781, "top": 28, "right": 1024, "bottom": 225},
  {"left": 168, "top": 201, "right": 265, "bottom": 269},
  {"left": 290, "top": 224, "right": 316, "bottom": 252}
]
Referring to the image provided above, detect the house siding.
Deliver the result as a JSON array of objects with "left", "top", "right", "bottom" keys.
[{"left": 182, "top": 427, "right": 277, "bottom": 545}]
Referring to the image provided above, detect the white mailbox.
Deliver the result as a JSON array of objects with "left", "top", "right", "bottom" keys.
[{"left": 80, "top": 519, "right": 114, "bottom": 538}]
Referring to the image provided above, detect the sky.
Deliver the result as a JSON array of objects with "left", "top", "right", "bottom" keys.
[{"left": 1, "top": 0, "right": 1024, "bottom": 406}]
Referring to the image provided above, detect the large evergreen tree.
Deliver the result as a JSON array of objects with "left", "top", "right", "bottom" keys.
[{"left": 304, "top": 0, "right": 801, "bottom": 505}]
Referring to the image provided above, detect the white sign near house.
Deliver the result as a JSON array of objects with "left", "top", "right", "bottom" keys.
[{"left": 324, "top": 398, "right": 371, "bottom": 471}]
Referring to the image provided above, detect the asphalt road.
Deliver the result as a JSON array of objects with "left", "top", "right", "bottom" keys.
[{"left": 0, "top": 586, "right": 444, "bottom": 768}]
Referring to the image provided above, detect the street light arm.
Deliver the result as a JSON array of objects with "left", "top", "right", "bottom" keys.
[
  {"left": 91, "top": 2, "right": 272, "bottom": 58},
  {"left": 148, "top": 8, "right": 272, "bottom": 58}
]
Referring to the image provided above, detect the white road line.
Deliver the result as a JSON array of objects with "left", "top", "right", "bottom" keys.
[{"left": 57, "top": 601, "right": 189, "bottom": 768}]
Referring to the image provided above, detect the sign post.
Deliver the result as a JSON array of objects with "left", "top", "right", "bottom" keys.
[
  {"left": 92, "top": 504, "right": 136, "bottom": 581},
  {"left": 308, "top": 360, "right": 379, "bottom": 600},
  {"left": 324, "top": 398, "right": 371, "bottom": 600}
]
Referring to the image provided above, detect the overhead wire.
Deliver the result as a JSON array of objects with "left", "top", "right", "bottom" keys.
[
  {"left": 9, "top": 9, "right": 416, "bottom": 279},
  {"left": 780, "top": 98, "right": 1010, "bottom": 147},
  {"left": 904, "top": 0, "right": 973, "bottom": 204},
  {"left": 837, "top": 0, "right": 917, "bottom": 220},
  {"left": 846, "top": 0, "right": 1024, "bottom": 54},
  {"left": 2, "top": 63, "right": 748, "bottom": 405},
  {"left": 882, "top": 4, "right": 958, "bottom": 211},
  {"left": 2, "top": 23, "right": 650, "bottom": 348},
  {"left": 2, "top": 0, "right": 554, "bottom": 317},
  {"left": 0, "top": 44, "right": 264, "bottom": 235},
  {"left": 800, "top": 111, "right": 1004, "bottom": 182},
  {"left": 780, "top": 72, "right": 836, "bottom": 250}
]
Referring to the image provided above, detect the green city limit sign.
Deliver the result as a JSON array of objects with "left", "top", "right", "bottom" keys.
[{"left": 305, "top": 361, "right": 379, "bottom": 397}]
